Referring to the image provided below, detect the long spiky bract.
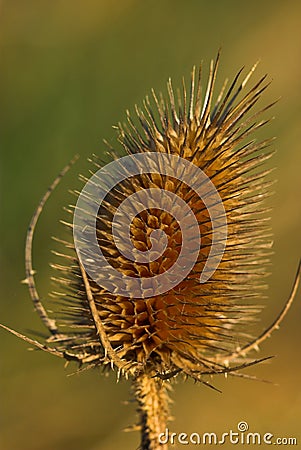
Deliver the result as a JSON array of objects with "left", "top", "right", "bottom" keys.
[{"left": 1, "top": 54, "right": 300, "bottom": 450}]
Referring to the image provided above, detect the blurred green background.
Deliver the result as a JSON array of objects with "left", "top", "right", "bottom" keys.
[{"left": 1, "top": 1, "right": 300, "bottom": 449}]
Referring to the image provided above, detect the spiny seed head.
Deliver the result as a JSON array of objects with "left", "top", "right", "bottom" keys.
[{"left": 51, "top": 55, "right": 275, "bottom": 380}]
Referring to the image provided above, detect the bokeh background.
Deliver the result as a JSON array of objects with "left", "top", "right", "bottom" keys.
[{"left": 1, "top": 1, "right": 301, "bottom": 449}]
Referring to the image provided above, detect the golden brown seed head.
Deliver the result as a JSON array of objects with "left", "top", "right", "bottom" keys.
[{"left": 52, "top": 55, "right": 275, "bottom": 380}]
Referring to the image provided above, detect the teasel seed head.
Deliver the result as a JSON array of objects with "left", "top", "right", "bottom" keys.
[
  {"left": 51, "top": 54, "right": 276, "bottom": 381},
  {"left": 1, "top": 53, "right": 300, "bottom": 450}
]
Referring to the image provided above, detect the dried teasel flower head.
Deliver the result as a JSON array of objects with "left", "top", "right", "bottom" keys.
[
  {"left": 1, "top": 53, "right": 300, "bottom": 450},
  {"left": 68, "top": 54, "right": 276, "bottom": 379}
]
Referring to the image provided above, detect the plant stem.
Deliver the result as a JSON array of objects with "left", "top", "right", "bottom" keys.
[{"left": 133, "top": 372, "right": 170, "bottom": 450}]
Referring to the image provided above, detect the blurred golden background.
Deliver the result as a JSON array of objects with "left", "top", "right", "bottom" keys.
[{"left": 1, "top": 1, "right": 300, "bottom": 449}]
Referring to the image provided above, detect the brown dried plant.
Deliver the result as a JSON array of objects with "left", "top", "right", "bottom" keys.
[{"left": 1, "top": 53, "right": 300, "bottom": 450}]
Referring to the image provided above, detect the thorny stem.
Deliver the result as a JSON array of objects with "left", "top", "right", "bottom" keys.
[{"left": 133, "top": 373, "right": 171, "bottom": 450}]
